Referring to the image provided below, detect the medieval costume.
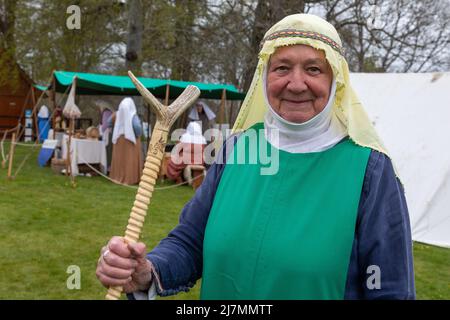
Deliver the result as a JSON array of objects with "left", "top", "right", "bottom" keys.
[
  {"left": 188, "top": 101, "right": 216, "bottom": 133},
  {"left": 130, "top": 14, "right": 415, "bottom": 300},
  {"left": 109, "top": 98, "right": 143, "bottom": 185},
  {"left": 167, "top": 122, "right": 206, "bottom": 184},
  {"left": 99, "top": 107, "right": 113, "bottom": 172},
  {"left": 37, "top": 105, "right": 50, "bottom": 142}
]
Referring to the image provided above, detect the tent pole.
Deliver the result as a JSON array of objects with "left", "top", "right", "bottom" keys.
[
  {"left": 31, "top": 85, "right": 36, "bottom": 106},
  {"left": 164, "top": 84, "right": 170, "bottom": 106},
  {"left": 52, "top": 74, "right": 57, "bottom": 139},
  {"left": 31, "top": 87, "right": 40, "bottom": 144},
  {"left": 16, "top": 88, "right": 31, "bottom": 140},
  {"left": 228, "top": 100, "right": 233, "bottom": 127},
  {"left": 14, "top": 73, "right": 53, "bottom": 143},
  {"left": 66, "top": 118, "right": 76, "bottom": 187},
  {"left": 219, "top": 89, "right": 226, "bottom": 124},
  {"left": 7, "top": 133, "right": 16, "bottom": 179},
  {"left": 52, "top": 73, "right": 57, "bottom": 109},
  {"left": 33, "top": 103, "right": 39, "bottom": 144}
]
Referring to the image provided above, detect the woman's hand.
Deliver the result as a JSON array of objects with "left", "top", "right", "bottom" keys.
[{"left": 96, "top": 236, "right": 153, "bottom": 293}]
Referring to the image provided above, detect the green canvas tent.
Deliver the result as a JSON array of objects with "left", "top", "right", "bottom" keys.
[{"left": 45, "top": 71, "right": 246, "bottom": 101}]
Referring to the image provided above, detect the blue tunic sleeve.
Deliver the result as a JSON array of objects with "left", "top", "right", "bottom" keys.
[
  {"left": 107, "top": 114, "right": 142, "bottom": 137},
  {"left": 344, "top": 150, "right": 416, "bottom": 299},
  {"left": 132, "top": 115, "right": 142, "bottom": 138}
]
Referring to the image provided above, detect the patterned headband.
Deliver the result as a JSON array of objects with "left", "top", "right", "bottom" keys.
[{"left": 261, "top": 29, "right": 343, "bottom": 55}]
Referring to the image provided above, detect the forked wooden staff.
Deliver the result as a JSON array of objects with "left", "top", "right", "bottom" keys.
[{"left": 105, "top": 71, "right": 200, "bottom": 300}]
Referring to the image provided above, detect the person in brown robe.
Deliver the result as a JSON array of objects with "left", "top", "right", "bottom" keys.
[{"left": 109, "top": 97, "right": 143, "bottom": 185}]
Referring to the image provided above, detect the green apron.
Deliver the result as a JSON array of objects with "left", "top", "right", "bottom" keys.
[{"left": 201, "top": 123, "right": 371, "bottom": 299}]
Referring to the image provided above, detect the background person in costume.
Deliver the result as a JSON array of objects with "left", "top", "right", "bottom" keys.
[
  {"left": 96, "top": 14, "right": 415, "bottom": 300},
  {"left": 37, "top": 105, "right": 50, "bottom": 143},
  {"left": 188, "top": 101, "right": 216, "bottom": 133},
  {"left": 167, "top": 121, "right": 207, "bottom": 184},
  {"left": 109, "top": 97, "right": 143, "bottom": 185},
  {"left": 99, "top": 106, "right": 114, "bottom": 173},
  {"left": 52, "top": 105, "right": 65, "bottom": 131}
]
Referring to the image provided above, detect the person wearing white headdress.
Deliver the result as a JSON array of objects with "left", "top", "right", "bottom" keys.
[
  {"left": 109, "top": 97, "right": 143, "bottom": 185},
  {"left": 188, "top": 101, "right": 216, "bottom": 133},
  {"left": 97, "top": 14, "right": 415, "bottom": 300},
  {"left": 167, "top": 121, "right": 206, "bottom": 184},
  {"left": 37, "top": 105, "right": 50, "bottom": 142}
]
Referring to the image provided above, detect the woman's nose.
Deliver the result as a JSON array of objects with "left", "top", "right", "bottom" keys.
[{"left": 286, "top": 69, "right": 308, "bottom": 93}]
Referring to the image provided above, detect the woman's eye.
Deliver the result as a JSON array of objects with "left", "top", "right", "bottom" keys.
[
  {"left": 273, "top": 65, "right": 289, "bottom": 72},
  {"left": 308, "top": 67, "right": 321, "bottom": 74}
]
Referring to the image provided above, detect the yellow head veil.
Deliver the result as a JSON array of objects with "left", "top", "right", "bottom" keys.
[{"left": 232, "top": 13, "right": 389, "bottom": 158}]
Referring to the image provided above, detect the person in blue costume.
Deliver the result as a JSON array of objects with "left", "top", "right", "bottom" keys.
[
  {"left": 96, "top": 14, "right": 415, "bottom": 300},
  {"left": 37, "top": 105, "right": 50, "bottom": 143}
]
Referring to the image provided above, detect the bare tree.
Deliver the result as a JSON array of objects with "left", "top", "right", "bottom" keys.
[
  {"left": 241, "top": 0, "right": 307, "bottom": 91},
  {"left": 318, "top": 0, "right": 450, "bottom": 72}
]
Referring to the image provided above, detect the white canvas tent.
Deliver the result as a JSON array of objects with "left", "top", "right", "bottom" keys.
[{"left": 349, "top": 72, "right": 450, "bottom": 248}]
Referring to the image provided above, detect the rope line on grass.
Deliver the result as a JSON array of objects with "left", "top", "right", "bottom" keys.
[
  {"left": 13, "top": 142, "right": 43, "bottom": 147},
  {"left": 0, "top": 124, "right": 21, "bottom": 134},
  {"left": 12, "top": 152, "right": 33, "bottom": 179},
  {"left": 75, "top": 153, "right": 204, "bottom": 190}
]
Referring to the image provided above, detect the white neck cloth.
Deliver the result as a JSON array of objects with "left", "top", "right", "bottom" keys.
[{"left": 263, "top": 78, "right": 348, "bottom": 153}]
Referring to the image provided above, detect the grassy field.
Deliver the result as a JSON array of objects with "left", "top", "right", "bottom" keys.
[{"left": 0, "top": 142, "right": 448, "bottom": 299}]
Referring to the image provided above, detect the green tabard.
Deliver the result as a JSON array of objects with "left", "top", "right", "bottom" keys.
[{"left": 201, "top": 123, "right": 371, "bottom": 299}]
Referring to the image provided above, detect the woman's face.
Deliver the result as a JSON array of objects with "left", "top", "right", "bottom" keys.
[{"left": 266, "top": 44, "right": 333, "bottom": 123}]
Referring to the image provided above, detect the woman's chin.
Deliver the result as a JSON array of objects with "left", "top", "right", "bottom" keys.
[{"left": 279, "top": 111, "right": 315, "bottom": 124}]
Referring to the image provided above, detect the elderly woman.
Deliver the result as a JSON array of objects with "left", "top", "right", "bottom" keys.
[{"left": 96, "top": 14, "right": 415, "bottom": 299}]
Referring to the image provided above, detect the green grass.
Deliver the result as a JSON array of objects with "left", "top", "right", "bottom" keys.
[
  {"left": 0, "top": 142, "right": 449, "bottom": 299},
  {"left": 0, "top": 142, "right": 200, "bottom": 300}
]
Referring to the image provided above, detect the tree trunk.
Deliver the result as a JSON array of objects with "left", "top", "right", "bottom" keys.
[
  {"left": 126, "top": 0, "right": 144, "bottom": 116},
  {"left": 242, "top": 0, "right": 305, "bottom": 92},
  {"left": 171, "top": 0, "right": 197, "bottom": 82},
  {"left": 0, "top": 0, "right": 18, "bottom": 87},
  {"left": 126, "top": 0, "right": 143, "bottom": 73}
]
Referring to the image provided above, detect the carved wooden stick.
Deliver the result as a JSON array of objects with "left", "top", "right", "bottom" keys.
[{"left": 105, "top": 71, "right": 200, "bottom": 300}]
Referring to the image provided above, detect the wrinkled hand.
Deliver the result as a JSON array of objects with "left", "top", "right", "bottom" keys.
[{"left": 96, "top": 236, "right": 153, "bottom": 293}]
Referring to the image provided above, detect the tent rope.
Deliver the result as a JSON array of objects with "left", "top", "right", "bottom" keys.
[
  {"left": 1, "top": 131, "right": 9, "bottom": 165},
  {"left": 13, "top": 142, "right": 43, "bottom": 147},
  {"left": 13, "top": 73, "right": 54, "bottom": 141},
  {"left": 10, "top": 84, "right": 71, "bottom": 178},
  {"left": 74, "top": 153, "right": 204, "bottom": 190},
  {"left": 0, "top": 124, "right": 21, "bottom": 134}
]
